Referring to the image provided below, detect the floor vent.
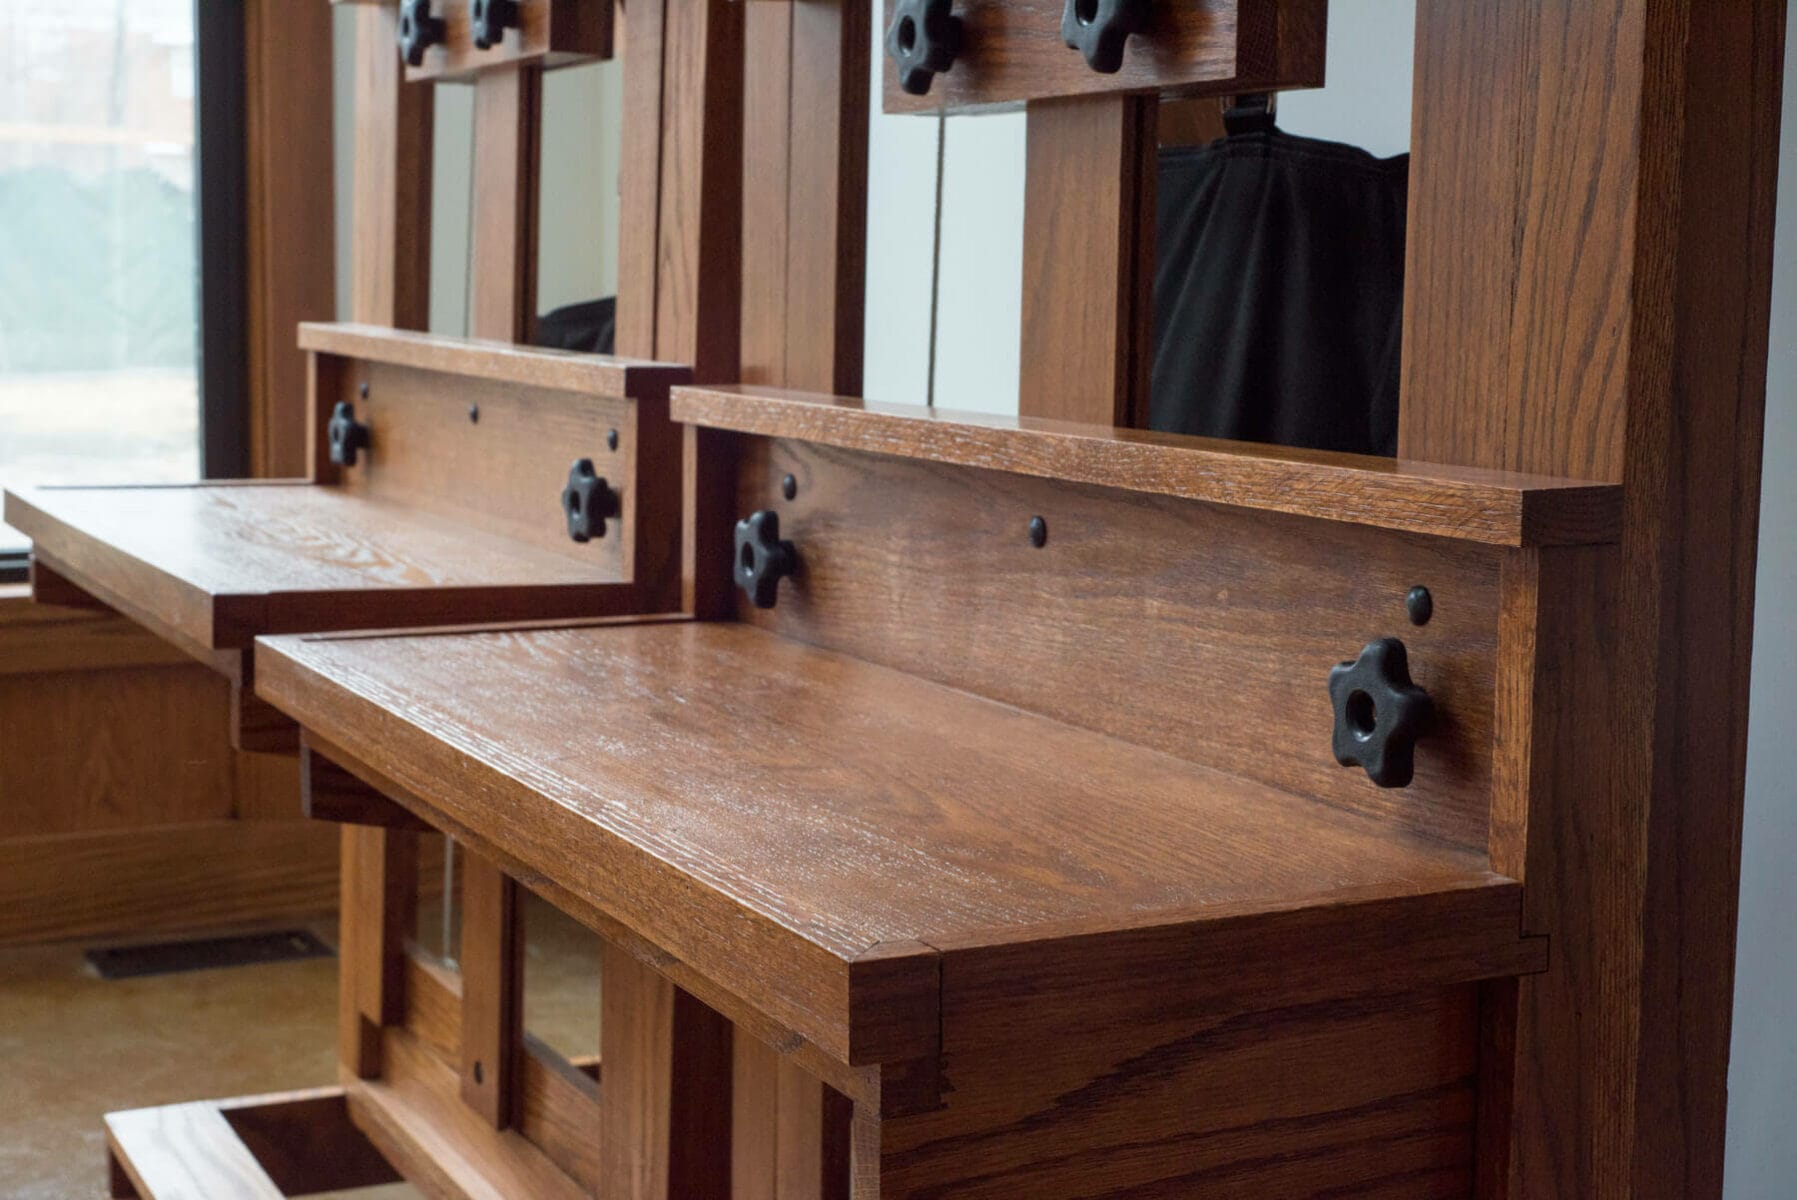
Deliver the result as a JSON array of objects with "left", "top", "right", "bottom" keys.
[{"left": 86, "top": 929, "right": 333, "bottom": 980}]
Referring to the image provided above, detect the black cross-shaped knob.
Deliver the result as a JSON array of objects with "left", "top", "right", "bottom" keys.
[
  {"left": 1061, "top": 0, "right": 1149, "bottom": 74},
  {"left": 398, "top": 0, "right": 446, "bottom": 68},
  {"left": 1328, "top": 637, "right": 1434, "bottom": 789},
  {"left": 885, "top": 0, "right": 963, "bottom": 97},
  {"left": 470, "top": 0, "right": 520, "bottom": 51},
  {"left": 328, "top": 401, "right": 370, "bottom": 468},
  {"left": 734, "top": 510, "right": 797, "bottom": 610},
  {"left": 562, "top": 459, "right": 619, "bottom": 543}
]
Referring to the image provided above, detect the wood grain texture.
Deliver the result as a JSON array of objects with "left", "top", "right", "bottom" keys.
[
  {"left": 340, "top": 824, "right": 419, "bottom": 1079},
  {"left": 732, "top": 437, "right": 1502, "bottom": 846},
  {"left": 402, "top": 0, "right": 612, "bottom": 82},
  {"left": 0, "top": 591, "right": 191, "bottom": 676},
  {"left": 1019, "top": 95, "right": 1154, "bottom": 427},
  {"left": 243, "top": 0, "right": 337, "bottom": 479},
  {"left": 348, "top": 1025, "right": 590, "bottom": 1200},
  {"left": 459, "top": 852, "right": 524, "bottom": 1128},
  {"left": 739, "top": 0, "right": 794, "bottom": 390},
  {"left": 299, "top": 322, "right": 691, "bottom": 396},
  {"left": 256, "top": 620, "right": 1536, "bottom": 1075},
  {"left": 615, "top": 0, "right": 667, "bottom": 359},
  {"left": 880, "top": 985, "right": 1483, "bottom": 1198},
  {"left": 350, "top": 2, "right": 433, "bottom": 329},
  {"left": 6, "top": 485, "right": 636, "bottom": 652},
  {"left": 881, "top": 0, "right": 1327, "bottom": 113},
  {"left": 1403, "top": 2, "right": 1786, "bottom": 1196},
  {"left": 672, "top": 386, "right": 1623, "bottom": 548},
  {"left": 0, "top": 820, "right": 339, "bottom": 947},
  {"left": 468, "top": 66, "right": 543, "bottom": 343},
  {"left": 106, "top": 1101, "right": 284, "bottom": 1200},
  {"left": 600, "top": 939, "right": 734, "bottom": 1200}
]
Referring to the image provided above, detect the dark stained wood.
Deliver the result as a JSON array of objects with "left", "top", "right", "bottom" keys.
[
  {"left": 219, "top": 1088, "right": 403, "bottom": 1196},
  {"left": 731, "top": 436, "right": 1503, "bottom": 847},
  {"left": 739, "top": 0, "right": 794, "bottom": 390},
  {"left": 1019, "top": 96, "right": 1155, "bottom": 427},
  {"left": 302, "top": 743, "right": 434, "bottom": 832},
  {"left": 600, "top": 940, "right": 734, "bottom": 1199},
  {"left": 298, "top": 322, "right": 691, "bottom": 396},
  {"left": 672, "top": 386, "right": 1624, "bottom": 548},
  {"left": 257, "top": 620, "right": 1538, "bottom": 1076},
  {"left": 403, "top": 0, "right": 612, "bottom": 82},
  {"left": 459, "top": 852, "right": 524, "bottom": 1128},
  {"left": 1402, "top": 2, "right": 1786, "bottom": 1195},
  {"left": 881, "top": 0, "right": 1327, "bottom": 114},
  {"left": 5, "top": 485, "right": 640, "bottom": 653},
  {"left": 349, "top": 2, "right": 433, "bottom": 330}
]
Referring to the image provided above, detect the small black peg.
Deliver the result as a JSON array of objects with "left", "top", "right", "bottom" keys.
[
  {"left": 328, "top": 401, "right": 370, "bottom": 468},
  {"left": 886, "top": 0, "right": 963, "bottom": 96},
  {"left": 1061, "top": 0, "right": 1149, "bottom": 74},
  {"left": 469, "top": 0, "right": 520, "bottom": 50},
  {"left": 1328, "top": 638, "right": 1434, "bottom": 789},
  {"left": 398, "top": 0, "right": 446, "bottom": 67},
  {"left": 562, "top": 458, "right": 620, "bottom": 543},
  {"left": 734, "top": 510, "right": 797, "bottom": 610}
]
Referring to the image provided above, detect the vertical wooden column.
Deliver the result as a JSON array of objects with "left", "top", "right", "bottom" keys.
[
  {"left": 338, "top": 825, "right": 419, "bottom": 1078},
  {"left": 1017, "top": 96, "right": 1157, "bottom": 426},
  {"left": 349, "top": 3, "right": 434, "bottom": 329},
  {"left": 733, "top": 4, "right": 869, "bottom": 1195},
  {"left": 467, "top": 67, "right": 544, "bottom": 342},
  {"left": 1402, "top": 2, "right": 1785, "bottom": 1197},
  {"left": 599, "top": 941, "right": 734, "bottom": 1199},
  {"left": 459, "top": 852, "right": 523, "bottom": 1127}
]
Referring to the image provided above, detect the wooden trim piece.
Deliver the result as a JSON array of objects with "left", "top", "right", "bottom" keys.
[
  {"left": 350, "top": 3, "right": 433, "bottom": 329},
  {"left": 880, "top": 0, "right": 1327, "bottom": 114},
  {"left": 0, "top": 820, "right": 338, "bottom": 948},
  {"left": 0, "top": 581, "right": 193, "bottom": 677},
  {"left": 402, "top": 0, "right": 613, "bottom": 83},
  {"left": 670, "top": 385, "right": 1624, "bottom": 547},
  {"left": 339, "top": 825, "right": 420, "bottom": 1079},
  {"left": 107, "top": 1102, "right": 285, "bottom": 1200},
  {"left": 302, "top": 741, "right": 435, "bottom": 831},
  {"left": 298, "top": 322, "right": 691, "bottom": 398},
  {"left": 468, "top": 65, "right": 544, "bottom": 343},
  {"left": 459, "top": 853, "right": 524, "bottom": 1128},
  {"left": 1019, "top": 95, "right": 1155, "bottom": 427}
]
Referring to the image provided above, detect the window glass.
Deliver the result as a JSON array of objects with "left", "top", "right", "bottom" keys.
[{"left": 0, "top": 0, "right": 200, "bottom": 553}]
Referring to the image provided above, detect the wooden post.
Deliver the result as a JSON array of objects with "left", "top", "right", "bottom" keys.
[
  {"left": 459, "top": 853, "right": 523, "bottom": 1128},
  {"left": 468, "top": 67, "right": 544, "bottom": 342},
  {"left": 1018, "top": 96, "right": 1156, "bottom": 426},
  {"left": 349, "top": 3, "right": 433, "bottom": 329},
  {"left": 1401, "top": 2, "right": 1786, "bottom": 1195},
  {"left": 338, "top": 825, "right": 418, "bottom": 1079}
]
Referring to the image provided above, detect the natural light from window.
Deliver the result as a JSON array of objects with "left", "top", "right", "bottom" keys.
[{"left": 0, "top": 0, "right": 200, "bottom": 555}]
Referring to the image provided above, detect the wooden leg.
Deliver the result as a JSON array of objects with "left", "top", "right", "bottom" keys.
[
  {"left": 339, "top": 825, "right": 418, "bottom": 1079},
  {"left": 600, "top": 940, "right": 734, "bottom": 1199},
  {"left": 459, "top": 852, "right": 523, "bottom": 1128},
  {"left": 734, "top": 1038, "right": 854, "bottom": 1200}
]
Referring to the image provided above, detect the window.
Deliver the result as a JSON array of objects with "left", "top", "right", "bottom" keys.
[{"left": 0, "top": 0, "right": 217, "bottom": 574}]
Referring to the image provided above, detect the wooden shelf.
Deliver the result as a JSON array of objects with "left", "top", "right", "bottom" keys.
[
  {"left": 257, "top": 620, "right": 1544, "bottom": 1083},
  {"left": 3, "top": 483, "right": 636, "bottom": 657},
  {"left": 672, "top": 384, "right": 1622, "bottom": 547},
  {"left": 300, "top": 322, "right": 689, "bottom": 399}
]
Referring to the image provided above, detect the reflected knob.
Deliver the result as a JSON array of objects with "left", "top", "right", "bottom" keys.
[
  {"left": 1061, "top": 0, "right": 1149, "bottom": 74},
  {"left": 734, "top": 510, "right": 797, "bottom": 610},
  {"left": 562, "top": 459, "right": 619, "bottom": 543},
  {"left": 885, "top": 0, "right": 963, "bottom": 97},
  {"left": 328, "top": 401, "right": 370, "bottom": 468},
  {"left": 1328, "top": 637, "right": 1434, "bottom": 789},
  {"left": 398, "top": 0, "right": 446, "bottom": 68},
  {"left": 470, "top": 0, "right": 520, "bottom": 51}
]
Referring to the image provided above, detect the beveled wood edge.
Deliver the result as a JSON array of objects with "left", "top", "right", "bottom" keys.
[
  {"left": 670, "top": 385, "right": 1625, "bottom": 547},
  {"left": 300, "top": 322, "right": 691, "bottom": 398}
]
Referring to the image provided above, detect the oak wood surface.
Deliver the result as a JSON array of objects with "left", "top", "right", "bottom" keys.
[
  {"left": 673, "top": 385, "right": 1623, "bottom": 548},
  {"left": 881, "top": 0, "right": 1326, "bottom": 113},
  {"left": 403, "top": 0, "right": 612, "bottom": 82},
  {"left": 339, "top": 825, "right": 419, "bottom": 1080},
  {"left": 350, "top": 2, "right": 433, "bottom": 330},
  {"left": 257, "top": 619, "right": 1534, "bottom": 1073},
  {"left": 458, "top": 852, "right": 523, "bottom": 1128},
  {"left": 733, "top": 436, "right": 1502, "bottom": 848},
  {"left": 299, "top": 322, "right": 690, "bottom": 396},
  {"left": 5, "top": 484, "right": 635, "bottom": 653},
  {"left": 0, "top": 819, "right": 338, "bottom": 947},
  {"left": 468, "top": 66, "right": 543, "bottom": 343}
]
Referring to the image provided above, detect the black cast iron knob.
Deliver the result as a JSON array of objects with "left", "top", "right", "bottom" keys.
[
  {"left": 1328, "top": 637, "right": 1434, "bottom": 789},
  {"left": 562, "top": 459, "right": 619, "bottom": 543},
  {"left": 734, "top": 510, "right": 797, "bottom": 610},
  {"left": 328, "top": 401, "right": 370, "bottom": 468},
  {"left": 1061, "top": 0, "right": 1149, "bottom": 74},
  {"left": 398, "top": 0, "right": 446, "bottom": 67},
  {"left": 886, "top": 0, "right": 963, "bottom": 97},
  {"left": 470, "top": 0, "right": 520, "bottom": 50}
]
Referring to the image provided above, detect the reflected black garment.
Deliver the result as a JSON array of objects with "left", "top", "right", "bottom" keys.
[
  {"left": 536, "top": 296, "right": 616, "bottom": 355},
  {"left": 1151, "top": 130, "right": 1408, "bottom": 456}
]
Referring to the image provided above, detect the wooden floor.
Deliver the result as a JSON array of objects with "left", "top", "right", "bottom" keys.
[{"left": 0, "top": 893, "right": 601, "bottom": 1199}]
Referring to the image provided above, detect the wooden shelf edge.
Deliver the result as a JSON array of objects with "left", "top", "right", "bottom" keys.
[
  {"left": 300, "top": 322, "right": 691, "bottom": 398},
  {"left": 671, "top": 385, "right": 1623, "bottom": 547}
]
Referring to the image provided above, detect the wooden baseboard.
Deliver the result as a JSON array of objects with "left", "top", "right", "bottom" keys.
[{"left": 0, "top": 821, "right": 341, "bottom": 948}]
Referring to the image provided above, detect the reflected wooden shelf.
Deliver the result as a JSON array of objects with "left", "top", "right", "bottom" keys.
[
  {"left": 257, "top": 618, "right": 1544, "bottom": 1107},
  {"left": 672, "top": 384, "right": 1623, "bottom": 547}
]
